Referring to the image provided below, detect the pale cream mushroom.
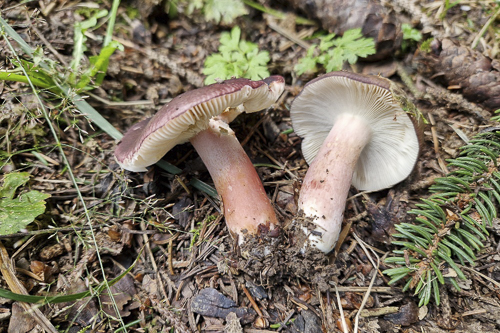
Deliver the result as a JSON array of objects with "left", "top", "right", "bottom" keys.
[{"left": 290, "top": 71, "right": 422, "bottom": 253}]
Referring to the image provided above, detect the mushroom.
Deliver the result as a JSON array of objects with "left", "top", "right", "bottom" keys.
[
  {"left": 290, "top": 71, "right": 422, "bottom": 253},
  {"left": 115, "top": 76, "right": 285, "bottom": 243}
]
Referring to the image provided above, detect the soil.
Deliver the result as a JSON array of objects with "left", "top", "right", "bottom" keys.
[
  {"left": 1, "top": 0, "right": 500, "bottom": 332},
  {"left": 237, "top": 213, "right": 337, "bottom": 291}
]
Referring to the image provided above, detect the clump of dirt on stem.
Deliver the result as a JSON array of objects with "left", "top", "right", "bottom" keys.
[{"left": 234, "top": 213, "right": 339, "bottom": 291}]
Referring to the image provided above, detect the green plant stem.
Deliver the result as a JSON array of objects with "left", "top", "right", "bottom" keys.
[
  {"left": 471, "top": 5, "right": 500, "bottom": 49},
  {"left": 0, "top": 72, "right": 52, "bottom": 89},
  {"left": 104, "top": 0, "right": 121, "bottom": 46},
  {"left": 242, "top": 0, "right": 316, "bottom": 26}
]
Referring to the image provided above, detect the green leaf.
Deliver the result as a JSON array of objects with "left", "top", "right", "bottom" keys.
[
  {"left": 324, "top": 47, "right": 345, "bottom": 72},
  {"left": 432, "top": 278, "right": 440, "bottom": 305},
  {"left": 294, "top": 57, "right": 317, "bottom": 75},
  {"left": 0, "top": 58, "right": 58, "bottom": 92},
  {"left": 189, "top": 178, "right": 218, "bottom": 198},
  {"left": 78, "top": 40, "right": 124, "bottom": 89},
  {"left": 246, "top": 49, "right": 270, "bottom": 80},
  {"left": 203, "top": 0, "right": 248, "bottom": 24},
  {"left": 294, "top": 46, "right": 318, "bottom": 75},
  {"left": 430, "top": 262, "right": 445, "bottom": 285},
  {"left": 186, "top": 0, "right": 204, "bottom": 14},
  {"left": 219, "top": 27, "right": 241, "bottom": 53},
  {"left": 203, "top": 26, "right": 270, "bottom": 84},
  {"left": 402, "top": 23, "right": 422, "bottom": 42},
  {"left": 0, "top": 173, "right": 50, "bottom": 235},
  {"left": 294, "top": 28, "right": 375, "bottom": 75},
  {"left": 318, "top": 34, "right": 336, "bottom": 51},
  {"left": 71, "top": 9, "right": 109, "bottom": 73},
  {"left": 392, "top": 241, "right": 428, "bottom": 258},
  {"left": 387, "top": 272, "right": 410, "bottom": 285},
  {"left": 383, "top": 267, "right": 412, "bottom": 276},
  {"left": 331, "top": 28, "right": 376, "bottom": 62}
]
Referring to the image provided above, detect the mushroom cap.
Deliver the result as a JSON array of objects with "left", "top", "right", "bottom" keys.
[
  {"left": 115, "top": 76, "right": 285, "bottom": 172},
  {"left": 290, "top": 71, "right": 421, "bottom": 191}
]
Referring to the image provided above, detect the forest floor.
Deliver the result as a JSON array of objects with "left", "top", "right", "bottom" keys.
[{"left": 0, "top": 0, "right": 499, "bottom": 332}]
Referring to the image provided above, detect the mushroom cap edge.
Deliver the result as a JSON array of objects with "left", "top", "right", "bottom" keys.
[{"left": 115, "top": 76, "right": 285, "bottom": 172}]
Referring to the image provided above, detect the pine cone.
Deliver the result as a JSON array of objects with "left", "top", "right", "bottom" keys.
[
  {"left": 419, "top": 38, "right": 500, "bottom": 111},
  {"left": 289, "top": 0, "right": 402, "bottom": 61}
]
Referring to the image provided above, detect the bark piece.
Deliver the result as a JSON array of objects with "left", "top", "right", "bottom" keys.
[
  {"left": 191, "top": 288, "right": 256, "bottom": 325},
  {"left": 384, "top": 301, "right": 419, "bottom": 326},
  {"left": 290, "top": 0, "right": 402, "bottom": 61},
  {"left": 290, "top": 310, "right": 323, "bottom": 333},
  {"left": 245, "top": 280, "right": 268, "bottom": 300}
]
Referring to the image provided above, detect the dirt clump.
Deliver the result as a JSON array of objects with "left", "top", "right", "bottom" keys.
[{"left": 235, "top": 213, "right": 339, "bottom": 291}]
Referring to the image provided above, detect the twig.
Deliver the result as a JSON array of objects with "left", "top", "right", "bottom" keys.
[
  {"left": 462, "top": 309, "right": 487, "bottom": 317},
  {"left": 471, "top": 6, "right": 500, "bottom": 49},
  {"left": 255, "top": 146, "right": 298, "bottom": 179},
  {"left": 424, "top": 85, "right": 490, "bottom": 123},
  {"left": 168, "top": 239, "right": 175, "bottom": 276},
  {"left": 0, "top": 242, "right": 58, "bottom": 333},
  {"left": 141, "top": 222, "right": 170, "bottom": 305},
  {"left": 31, "top": 25, "right": 68, "bottom": 66},
  {"left": 332, "top": 283, "right": 349, "bottom": 333},
  {"left": 428, "top": 113, "right": 449, "bottom": 174},
  {"left": 359, "top": 306, "right": 399, "bottom": 317},
  {"left": 240, "top": 114, "right": 269, "bottom": 147},
  {"left": 279, "top": 27, "right": 316, "bottom": 52},
  {"left": 460, "top": 265, "right": 500, "bottom": 290},
  {"left": 396, "top": 63, "right": 423, "bottom": 99},
  {"left": 241, "top": 284, "right": 264, "bottom": 317},
  {"left": 242, "top": 0, "right": 317, "bottom": 26},
  {"left": 329, "top": 286, "right": 399, "bottom": 294},
  {"left": 352, "top": 233, "right": 380, "bottom": 333},
  {"left": 334, "top": 219, "right": 353, "bottom": 254},
  {"left": 0, "top": 225, "right": 96, "bottom": 239},
  {"left": 268, "top": 21, "right": 312, "bottom": 50},
  {"left": 87, "top": 91, "right": 172, "bottom": 107}
]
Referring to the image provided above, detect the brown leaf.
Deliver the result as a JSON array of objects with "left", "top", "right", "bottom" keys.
[
  {"left": 108, "top": 225, "right": 122, "bottom": 242},
  {"left": 29, "top": 260, "right": 58, "bottom": 282}
]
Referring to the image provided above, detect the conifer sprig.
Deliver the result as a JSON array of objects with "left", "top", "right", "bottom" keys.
[{"left": 384, "top": 128, "right": 500, "bottom": 306}]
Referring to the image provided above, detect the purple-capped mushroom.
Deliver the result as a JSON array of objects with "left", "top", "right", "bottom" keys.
[
  {"left": 290, "top": 71, "right": 422, "bottom": 253},
  {"left": 115, "top": 76, "right": 285, "bottom": 243}
]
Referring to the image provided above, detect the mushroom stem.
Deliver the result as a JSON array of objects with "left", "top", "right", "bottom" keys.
[
  {"left": 299, "top": 114, "right": 372, "bottom": 253},
  {"left": 190, "top": 117, "right": 278, "bottom": 242}
]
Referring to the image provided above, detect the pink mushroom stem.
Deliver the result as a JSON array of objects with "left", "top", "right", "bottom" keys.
[
  {"left": 190, "top": 117, "right": 278, "bottom": 242},
  {"left": 299, "top": 114, "right": 372, "bottom": 253}
]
